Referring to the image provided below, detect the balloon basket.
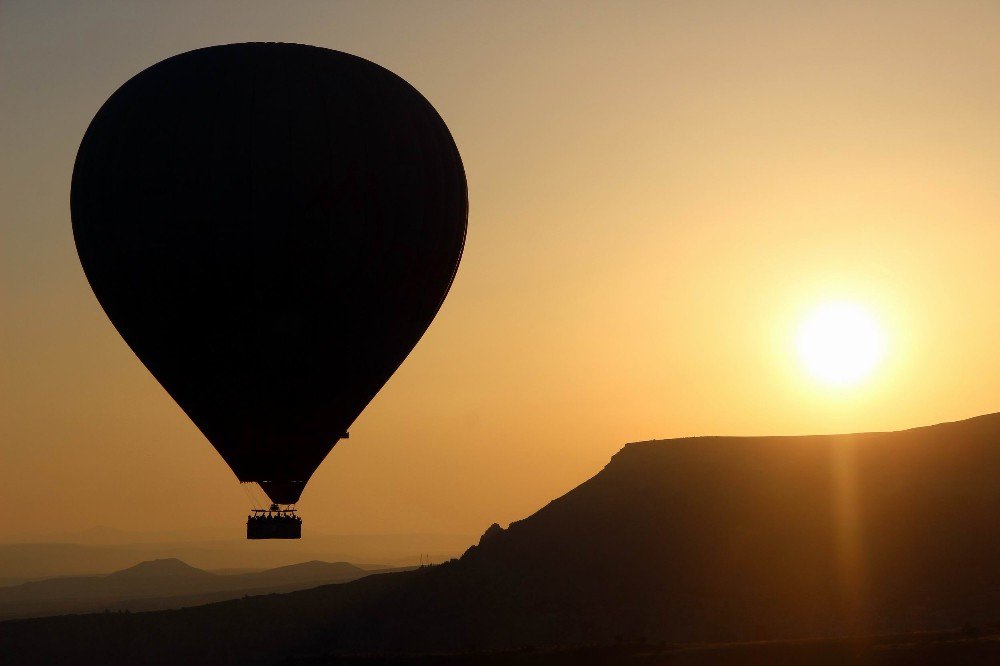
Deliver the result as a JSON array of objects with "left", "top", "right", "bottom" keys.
[{"left": 247, "top": 506, "right": 301, "bottom": 540}]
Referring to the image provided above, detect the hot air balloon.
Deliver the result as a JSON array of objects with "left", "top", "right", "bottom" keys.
[{"left": 71, "top": 43, "right": 467, "bottom": 538}]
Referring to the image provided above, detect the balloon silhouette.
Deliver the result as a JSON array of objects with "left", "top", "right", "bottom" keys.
[{"left": 71, "top": 44, "right": 467, "bottom": 506}]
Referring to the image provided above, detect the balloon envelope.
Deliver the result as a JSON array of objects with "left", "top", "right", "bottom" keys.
[{"left": 71, "top": 43, "right": 467, "bottom": 504}]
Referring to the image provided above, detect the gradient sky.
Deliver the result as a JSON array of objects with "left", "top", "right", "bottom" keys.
[{"left": 2, "top": 1, "right": 998, "bottom": 539}]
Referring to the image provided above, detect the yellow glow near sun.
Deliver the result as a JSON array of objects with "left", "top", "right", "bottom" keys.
[{"left": 796, "top": 302, "right": 887, "bottom": 387}]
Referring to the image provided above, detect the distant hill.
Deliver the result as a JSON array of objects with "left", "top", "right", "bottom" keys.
[
  {"left": 0, "top": 532, "right": 474, "bottom": 579},
  {"left": 104, "top": 558, "right": 214, "bottom": 581},
  {"left": 0, "top": 558, "right": 376, "bottom": 620},
  {"left": 2, "top": 413, "right": 999, "bottom": 663},
  {"left": 234, "top": 560, "right": 367, "bottom": 586}
]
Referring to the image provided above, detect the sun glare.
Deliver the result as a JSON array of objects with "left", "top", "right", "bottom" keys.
[{"left": 796, "top": 302, "right": 887, "bottom": 387}]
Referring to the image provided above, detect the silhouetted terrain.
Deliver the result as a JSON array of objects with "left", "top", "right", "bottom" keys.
[
  {"left": 2, "top": 414, "right": 999, "bottom": 663},
  {"left": 0, "top": 558, "right": 376, "bottom": 620},
  {"left": 0, "top": 531, "right": 473, "bottom": 580}
]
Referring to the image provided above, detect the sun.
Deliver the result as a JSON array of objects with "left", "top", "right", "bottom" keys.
[{"left": 796, "top": 302, "right": 887, "bottom": 387}]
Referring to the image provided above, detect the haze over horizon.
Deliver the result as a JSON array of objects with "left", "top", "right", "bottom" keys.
[{"left": 3, "top": 1, "right": 999, "bottom": 540}]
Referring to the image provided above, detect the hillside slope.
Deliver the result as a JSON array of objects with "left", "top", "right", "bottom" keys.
[{"left": 2, "top": 413, "right": 999, "bottom": 662}]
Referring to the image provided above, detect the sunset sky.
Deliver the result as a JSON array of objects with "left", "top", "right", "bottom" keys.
[{"left": 2, "top": 1, "right": 999, "bottom": 539}]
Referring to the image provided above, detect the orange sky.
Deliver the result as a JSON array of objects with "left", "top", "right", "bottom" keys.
[{"left": 2, "top": 1, "right": 998, "bottom": 539}]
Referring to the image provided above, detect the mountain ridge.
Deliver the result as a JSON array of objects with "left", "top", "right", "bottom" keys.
[
  {"left": 0, "top": 558, "right": 385, "bottom": 621},
  {"left": 2, "top": 412, "right": 999, "bottom": 662}
]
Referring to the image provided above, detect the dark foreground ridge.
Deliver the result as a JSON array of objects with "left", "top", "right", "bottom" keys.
[{"left": 2, "top": 413, "right": 999, "bottom": 664}]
